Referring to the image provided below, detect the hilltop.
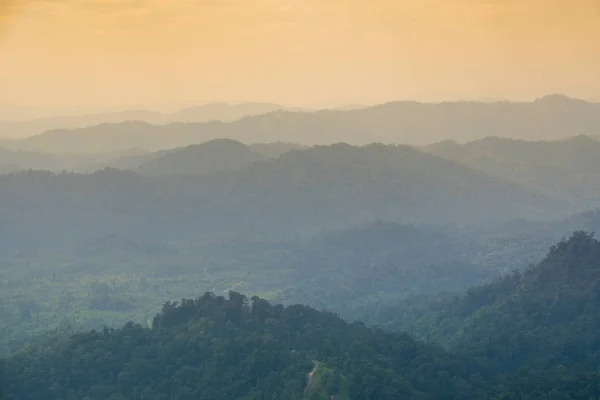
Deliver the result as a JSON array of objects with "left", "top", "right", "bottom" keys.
[
  {"left": 136, "top": 139, "right": 268, "bottom": 176},
  {"left": 2, "top": 291, "right": 488, "bottom": 400}
]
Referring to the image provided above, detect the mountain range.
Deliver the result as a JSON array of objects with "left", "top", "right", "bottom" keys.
[
  {"left": 2, "top": 94, "right": 600, "bottom": 153},
  {"left": 0, "top": 102, "right": 298, "bottom": 139},
  {"left": 0, "top": 142, "right": 565, "bottom": 260},
  {"left": 425, "top": 135, "right": 600, "bottom": 209}
]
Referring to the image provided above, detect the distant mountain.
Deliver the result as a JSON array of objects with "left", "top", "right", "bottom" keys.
[
  {"left": 248, "top": 142, "right": 308, "bottom": 158},
  {"left": 0, "top": 146, "right": 148, "bottom": 173},
  {"left": 0, "top": 110, "right": 164, "bottom": 139},
  {"left": 99, "top": 141, "right": 304, "bottom": 172},
  {"left": 136, "top": 139, "right": 268, "bottom": 176},
  {"left": 0, "top": 102, "right": 292, "bottom": 139},
  {"left": 208, "top": 143, "right": 565, "bottom": 231},
  {"left": 169, "top": 102, "right": 298, "bottom": 123},
  {"left": 0, "top": 143, "right": 569, "bottom": 258},
  {"left": 425, "top": 135, "right": 600, "bottom": 209},
  {"left": 331, "top": 104, "right": 368, "bottom": 111},
  {"left": 9, "top": 94, "right": 600, "bottom": 153}
]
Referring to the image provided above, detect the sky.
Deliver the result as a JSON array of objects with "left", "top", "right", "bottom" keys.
[{"left": 0, "top": 0, "right": 599, "bottom": 109}]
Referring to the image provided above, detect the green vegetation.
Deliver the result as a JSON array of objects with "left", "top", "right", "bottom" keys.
[
  {"left": 5, "top": 233, "right": 600, "bottom": 398},
  {"left": 369, "top": 232, "right": 600, "bottom": 399},
  {"left": 2, "top": 292, "right": 489, "bottom": 400}
]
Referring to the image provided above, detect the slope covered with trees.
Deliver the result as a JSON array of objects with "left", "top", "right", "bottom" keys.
[
  {"left": 383, "top": 232, "right": 600, "bottom": 379},
  {"left": 2, "top": 292, "right": 488, "bottom": 400}
]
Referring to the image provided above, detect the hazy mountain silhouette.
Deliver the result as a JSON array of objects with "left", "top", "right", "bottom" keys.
[
  {"left": 169, "top": 102, "right": 299, "bottom": 123},
  {"left": 0, "top": 146, "right": 148, "bottom": 173},
  {"left": 96, "top": 142, "right": 305, "bottom": 172},
  {"left": 425, "top": 135, "right": 600, "bottom": 208},
  {"left": 7, "top": 95, "right": 600, "bottom": 153},
  {"left": 0, "top": 144, "right": 567, "bottom": 257},
  {"left": 0, "top": 102, "right": 294, "bottom": 139},
  {"left": 136, "top": 139, "right": 268, "bottom": 176},
  {"left": 248, "top": 142, "right": 308, "bottom": 158}
]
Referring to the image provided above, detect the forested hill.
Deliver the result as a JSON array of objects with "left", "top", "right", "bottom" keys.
[
  {"left": 424, "top": 135, "right": 600, "bottom": 208},
  {"left": 0, "top": 144, "right": 566, "bottom": 257},
  {"left": 136, "top": 139, "right": 268, "bottom": 176},
  {"left": 2, "top": 292, "right": 489, "bottom": 400},
  {"left": 5, "top": 288, "right": 600, "bottom": 399},
  {"left": 393, "top": 231, "right": 600, "bottom": 376}
]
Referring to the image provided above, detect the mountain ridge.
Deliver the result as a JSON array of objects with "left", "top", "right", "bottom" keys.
[{"left": 5, "top": 95, "right": 600, "bottom": 153}]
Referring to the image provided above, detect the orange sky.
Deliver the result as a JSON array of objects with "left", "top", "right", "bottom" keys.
[{"left": 1, "top": 0, "right": 599, "bottom": 108}]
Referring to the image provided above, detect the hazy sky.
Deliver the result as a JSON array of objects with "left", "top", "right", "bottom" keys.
[{"left": 1, "top": 0, "right": 599, "bottom": 108}]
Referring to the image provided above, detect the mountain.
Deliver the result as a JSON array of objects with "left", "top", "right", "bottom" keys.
[
  {"left": 169, "top": 102, "right": 296, "bottom": 123},
  {"left": 2, "top": 291, "right": 490, "bottom": 400},
  {"left": 0, "top": 146, "right": 149, "bottom": 173},
  {"left": 270, "top": 222, "right": 494, "bottom": 314},
  {"left": 6, "top": 212, "right": 594, "bottom": 355},
  {"left": 90, "top": 142, "right": 304, "bottom": 172},
  {"left": 0, "top": 102, "right": 292, "bottom": 139},
  {"left": 8, "top": 94, "right": 600, "bottom": 153},
  {"left": 425, "top": 135, "right": 600, "bottom": 209},
  {"left": 203, "top": 143, "right": 565, "bottom": 233},
  {"left": 387, "top": 232, "right": 600, "bottom": 374},
  {"left": 248, "top": 142, "right": 308, "bottom": 158},
  {"left": 136, "top": 139, "right": 268, "bottom": 176},
  {"left": 0, "top": 144, "right": 567, "bottom": 258},
  {"left": 0, "top": 110, "right": 164, "bottom": 139},
  {"left": 5, "top": 289, "right": 600, "bottom": 399}
]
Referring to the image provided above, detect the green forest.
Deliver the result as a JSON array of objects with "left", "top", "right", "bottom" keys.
[{"left": 4, "top": 232, "right": 600, "bottom": 399}]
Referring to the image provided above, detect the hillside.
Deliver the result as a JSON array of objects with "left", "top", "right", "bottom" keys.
[
  {"left": 0, "top": 216, "right": 574, "bottom": 357},
  {"left": 5, "top": 289, "right": 600, "bottom": 399},
  {"left": 248, "top": 142, "right": 308, "bottom": 158},
  {"left": 0, "top": 147, "right": 148, "bottom": 173},
  {"left": 271, "top": 222, "right": 494, "bottom": 314},
  {"left": 95, "top": 142, "right": 303, "bottom": 172},
  {"left": 425, "top": 135, "right": 600, "bottom": 208},
  {"left": 7, "top": 95, "right": 600, "bottom": 153},
  {"left": 136, "top": 139, "right": 268, "bottom": 176},
  {"left": 0, "top": 102, "right": 290, "bottom": 139},
  {"left": 201, "top": 143, "right": 565, "bottom": 232},
  {"left": 0, "top": 144, "right": 567, "bottom": 258},
  {"left": 391, "top": 232, "right": 600, "bottom": 375},
  {"left": 2, "top": 292, "right": 488, "bottom": 400}
]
